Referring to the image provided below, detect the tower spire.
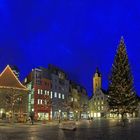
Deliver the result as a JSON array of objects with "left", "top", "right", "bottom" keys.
[{"left": 93, "top": 68, "right": 102, "bottom": 93}]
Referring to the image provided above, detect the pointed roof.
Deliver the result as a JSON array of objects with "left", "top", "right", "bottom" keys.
[
  {"left": 0, "top": 65, "right": 28, "bottom": 91},
  {"left": 95, "top": 67, "right": 101, "bottom": 77}
]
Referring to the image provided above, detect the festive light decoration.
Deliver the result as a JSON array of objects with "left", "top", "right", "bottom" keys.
[{"left": 0, "top": 65, "right": 28, "bottom": 91}]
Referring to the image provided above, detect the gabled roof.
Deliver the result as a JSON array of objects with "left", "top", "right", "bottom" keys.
[{"left": 0, "top": 65, "right": 28, "bottom": 91}]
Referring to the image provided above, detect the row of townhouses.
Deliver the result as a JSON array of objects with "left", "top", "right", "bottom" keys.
[
  {"left": 23, "top": 64, "right": 89, "bottom": 121},
  {"left": 0, "top": 64, "right": 139, "bottom": 121}
]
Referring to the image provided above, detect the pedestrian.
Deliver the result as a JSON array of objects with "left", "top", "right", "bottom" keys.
[{"left": 30, "top": 112, "right": 34, "bottom": 125}]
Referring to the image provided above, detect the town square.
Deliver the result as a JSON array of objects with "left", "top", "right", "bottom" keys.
[{"left": 0, "top": 0, "right": 140, "bottom": 140}]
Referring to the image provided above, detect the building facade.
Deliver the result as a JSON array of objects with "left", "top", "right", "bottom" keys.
[
  {"left": 89, "top": 68, "right": 108, "bottom": 118},
  {"left": 68, "top": 81, "right": 89, "bottom": 120},
  {"left": 0, "top": 65, "right": 28, "bottom": 121},
  {"left": 47, "top": 64, "right": 69, "bottom": 120},
  {"left": 80, "top": 87, "right": 89, "bottom": 119},
  {"left": 24, "top": 64, "right": 89, "bottom": 121},
  {"left": 24, "top": 68, "right": 51, "bottom": 120}
]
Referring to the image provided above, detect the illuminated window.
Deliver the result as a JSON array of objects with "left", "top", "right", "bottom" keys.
[
  {"left": 40, "top": 99, "right": 42, "bottom": 104},
  {"left": 59, "top": 93, "right": 61, "bottom": 99},
  {"left": 38, "top": 99, "right": 40, "bottom": 104},
  {"left": 31, "top": 99, "right": 34, "bottom": 104},
  {"left": 94, "top": 113, "right": 96, "bottom": 118},
  {"left": 37, "top": 99, "right": 42, "bottom": 104},
  {"left": 62, "top": 94, "right": 64, "bottom": 99},
  {"left": 97, "top": 113, "right": 101, "bottom": 117},
  {"left": 24, "top": 78, "right": 27, "bottom": 83},
  {"left": 47, "top": 91, "right": 49, "bottom": 95},
  {"left": 50, "top": 91, "right": 53, "bottom": 99},
  {"left": 74, "top": 98, "right": 77, "bottom": 102},
  {"left": 101, "top": 106, "right": 104, "bottom": 110},
  {"left": 71, "top": 98, "right": 73, "bottom": 101},
  {"left": 54, "top": 92, "right": 57, "bottom": 98},
  {"left": 38, "top": 89, "right": 40, "bottom": 94},
  {"left": 45, "top": 90, "right": 47, "bottom": 95},
  {"left": 41, "top": 90, "right": 43, "bottom": 94}
]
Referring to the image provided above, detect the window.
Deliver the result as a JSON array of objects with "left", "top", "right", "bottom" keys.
[
  {"left": 38, "top": 99, "right": 40, "bottom": 104},
  {"left": 40, "top": 99, "right": 42, "bottom": 104},
  {"left": 71, "top": 98, "right": 73, "bottom": 101},
  {"left": 38, "top": 99, "right": 43, "bottom": 105},
  {"left": 41, "top": 89, "right": 43, "bottom": 95},
  {"left": 38, "top": 89, "right": 40, "bottom": 94},
  {"left": 54, "top": 92, "right": 57, "bottom": 98},
  {"left": 31, "top": 99, "right": 34, "bottom": 104},
  {"left": 101, "top": 106, "right": 104, "bottom": 110},
  {"left": 47, "top": 91, "right": 49, "bottom": 95},
  {"left": 74, "top": 98, "right": 77, "bottom": 102},
  {"left": 45, "top": 90, "right": 47, "bottom": 95},
  {"left": 62, "top": 94, "right": 64, "bottom": 99},
  {"left": 59, "top": 93, "right": 61, "bottom": 99},
  {"left": 24, "top": 78, "right": 27, "bottom": 83},
  {"left": 50, "top": 91, "right": 53, "bottom": 99}
]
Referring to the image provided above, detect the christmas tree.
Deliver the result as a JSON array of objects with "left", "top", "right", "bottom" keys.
[{"left": 108, "top": 37, "right": 138, "bottom": 122}]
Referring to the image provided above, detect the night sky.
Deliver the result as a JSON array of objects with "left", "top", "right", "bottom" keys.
[{"left": 0, "top": 0, "right": 140, "bottom": 97}]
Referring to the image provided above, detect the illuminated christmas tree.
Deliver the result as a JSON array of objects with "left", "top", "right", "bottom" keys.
[{"left": 108, "top": 37, "right": 138, "bottom": 125}]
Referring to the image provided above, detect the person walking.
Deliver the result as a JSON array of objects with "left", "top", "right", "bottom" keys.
[{"left": 30, "top": 112, "right": 34, "bottom": 125}]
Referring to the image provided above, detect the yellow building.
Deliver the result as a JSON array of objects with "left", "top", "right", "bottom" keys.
[{"left": 93, "top": 68, "right": 101, "bottom": 93}]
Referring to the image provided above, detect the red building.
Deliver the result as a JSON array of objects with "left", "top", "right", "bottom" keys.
[{"left": 24, "top": 68, "right": 52, "bottom": 121}]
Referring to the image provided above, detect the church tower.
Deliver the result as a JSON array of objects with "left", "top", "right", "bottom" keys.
[{"left": 93, "top": 68, "right": 102, "bottom": 93}]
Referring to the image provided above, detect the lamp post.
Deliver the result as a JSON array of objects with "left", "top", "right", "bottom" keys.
[
  {"left": 59, "top": 110, "right": 61, "bottom": 124},
  {"left": 76, "top": 110, "right": 78, "bottom": 121}
]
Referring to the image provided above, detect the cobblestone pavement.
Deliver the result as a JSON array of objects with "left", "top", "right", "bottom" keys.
[{"left": 0, "top": 119, "right": 140, "bottom": 140}]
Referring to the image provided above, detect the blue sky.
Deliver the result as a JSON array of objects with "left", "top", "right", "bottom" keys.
[{"left": 0, "top": 0, "right": 140, "bottom": 96}]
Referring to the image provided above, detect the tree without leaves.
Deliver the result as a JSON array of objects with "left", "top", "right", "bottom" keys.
[{"left": 108, "top": 37, "right": 139, "bottom": 124}]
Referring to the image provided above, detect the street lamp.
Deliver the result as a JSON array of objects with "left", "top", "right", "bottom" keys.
[
  {"left": 76, "top": 110, "right": 78, "bottom": 121},
  {"left": 59, "top": 110, "right": 61, "bottom": 123}
]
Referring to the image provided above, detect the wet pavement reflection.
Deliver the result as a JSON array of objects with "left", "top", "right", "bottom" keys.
[{"left": 0, "top": 119, "right": 139, "bottom": 140}]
